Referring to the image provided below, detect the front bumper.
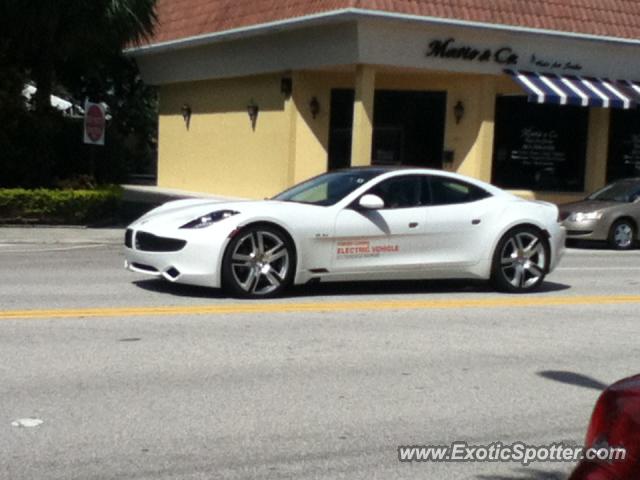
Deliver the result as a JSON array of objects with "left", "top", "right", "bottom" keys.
[
  {"left": 123, "top": 227, "right": 228, "bottom": 288},
  {"left": 548, "top": 223, "right": 566, "bottom": 273},
  {"left": 561, "top": 219, "right": 609, "bottom": 241}
]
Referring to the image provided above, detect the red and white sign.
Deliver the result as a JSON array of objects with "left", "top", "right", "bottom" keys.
[{"left": 83, "top": 101, "right": 106, "bottom": 145}]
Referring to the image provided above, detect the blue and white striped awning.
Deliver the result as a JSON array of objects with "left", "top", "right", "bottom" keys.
[{"left": 506, "top": 70, "right": 640, "bottom": 110}]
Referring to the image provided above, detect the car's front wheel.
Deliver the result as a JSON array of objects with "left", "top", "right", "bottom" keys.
[
  {"left": 608, "top": 219, "right": 636, "bottom": 250},
  {"left": 222, "top": 225, "right": 295, "bottom": 298},
  {"left": 491, "top": 227, "right": 548, "bottom": 293}
]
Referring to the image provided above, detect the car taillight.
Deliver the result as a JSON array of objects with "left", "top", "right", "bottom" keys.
[{"left": 569, "top": 374, "right": 640, "bottom": 480}]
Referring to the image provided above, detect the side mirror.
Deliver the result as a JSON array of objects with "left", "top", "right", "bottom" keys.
[{"left": 358, "top": 194, "right": 385, "bottom": 210}]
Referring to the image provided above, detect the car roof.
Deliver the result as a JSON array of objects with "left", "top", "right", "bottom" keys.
[
  {"left": 333, "top": 166, "right": 507, "bottom": 195},
  {"left": 335, "top": 165, "right": 438, "bottom": 173}
]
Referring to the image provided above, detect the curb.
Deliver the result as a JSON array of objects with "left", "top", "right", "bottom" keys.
[{"left": 0, "top": 226, "right": 123, "bottom": 245}]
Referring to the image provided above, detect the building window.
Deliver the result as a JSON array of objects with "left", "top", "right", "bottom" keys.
[
  {"left": 492, "top": 96, "right": 588, "bottom": 192},
  {"left": 372, "top": 91, "right": 446, "bottom": 168},
  {"left": 328, "top": 89, "right": 446, "bottom": 170},
  {"left": 328, "top": 89, "right": 355, "bottom": 171},
  {"left": 607, "top": 109, "right": 640, "bottom": 182}
]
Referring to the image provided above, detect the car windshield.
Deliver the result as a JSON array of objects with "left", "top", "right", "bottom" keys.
[
  {"left": 587, "top": 181, "right": 640, "bottom": 202},
  {"left": 272, "top": 170, "right": 386, "bottom": 206}
]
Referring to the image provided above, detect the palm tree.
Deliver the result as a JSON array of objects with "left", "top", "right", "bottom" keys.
[{"left": 2, "top": 0, "right": 157, "bottom": 114}]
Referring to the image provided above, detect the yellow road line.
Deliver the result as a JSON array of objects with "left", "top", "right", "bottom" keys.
[{"left": 1, "top": 295, "right": 640, "bottom": 320}]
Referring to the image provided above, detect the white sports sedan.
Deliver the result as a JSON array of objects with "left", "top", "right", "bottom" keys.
[{"left": 124, "top": 168, "right": 565, "bottom": 298}]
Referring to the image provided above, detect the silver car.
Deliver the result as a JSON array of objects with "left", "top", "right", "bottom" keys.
[{"left": 560, "top": 178, "right": 640, "bottom": 249}]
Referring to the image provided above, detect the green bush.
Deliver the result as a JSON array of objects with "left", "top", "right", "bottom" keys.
[{"left": 0, "top": 186, "right": 122, "bottom": 224}]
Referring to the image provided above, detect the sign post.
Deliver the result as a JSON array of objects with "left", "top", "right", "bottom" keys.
[{"left": 83, "top": 101, "right": 106, "bottom": 146}]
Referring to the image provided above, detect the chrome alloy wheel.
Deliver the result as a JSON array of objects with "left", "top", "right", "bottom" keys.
[
  {"left": 500, "top": 231, "right": 546, "bottom": 289},
  {"left": 613, "top": 223, "right": 633, "bottom": 249},
  {"left": 230, "top": 230, "right": 290, "bottom": 295}
]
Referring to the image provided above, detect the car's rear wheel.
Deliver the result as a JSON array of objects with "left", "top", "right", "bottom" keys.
[
  {"left": 608, "top": 219, "right": 635, "bottom": 250},
  {"left": 222, "top": 225, "right": 294, "bottom": 298},
  {"left": 491, "top": 227, "right": 548, "bottom": 293}
]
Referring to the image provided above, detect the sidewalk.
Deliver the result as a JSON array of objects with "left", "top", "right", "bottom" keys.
[
  {"left": 121, "top": 184, "right": 244, "bottom": 205},
  {"left": 0, "top": 226, "right": 124, "bottom": 245},
  {"left": 0, "top": 185, "right": 244, "bottom": 245}
]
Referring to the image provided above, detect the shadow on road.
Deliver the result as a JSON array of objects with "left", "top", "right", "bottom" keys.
[
  {"left": 132, "top": 278, "right": 570, "bottom": 299},
  {"left": 476, "top": 467, "right": 567, "bottom": 480},
  {"left": 289, "top": 279, "right": 570, "bottom": 298},
  {"left": 133, "top": 279, "right": 227, "bottom": 298},
  {"left": 566, "top": 239, "right": 639, "bottom": 250},
  {"left": 537, "top": 370, "right": 608, "bottom": 391}
]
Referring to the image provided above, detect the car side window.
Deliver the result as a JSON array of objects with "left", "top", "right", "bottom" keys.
[
  {"left": 429, "top": 176, "right": 492, "bottom": 206},
  {"left": 366, "top": 175, "right": 424, "bottom": 209}
]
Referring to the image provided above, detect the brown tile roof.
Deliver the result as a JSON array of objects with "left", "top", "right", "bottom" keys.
[{"left": 144, "top": 0, "right": 640, "bottom": 47}]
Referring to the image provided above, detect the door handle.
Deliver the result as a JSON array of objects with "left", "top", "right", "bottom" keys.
[
  {"left": 409, "top": 222, "right": 419, "bottom": 228},
  {"left": 472, "top": 219, "right": 481, "bottom": 225}
]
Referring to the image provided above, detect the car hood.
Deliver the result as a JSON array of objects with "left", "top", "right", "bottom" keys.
[
  {"left": 130, "top": 198, "right": 325, "bottom": 231},
  {"left": 559, "top": 200, "right": 621, "bottom": 214}
]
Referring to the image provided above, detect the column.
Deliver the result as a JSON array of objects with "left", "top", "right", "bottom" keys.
[
  {"left": 585, "top": 108, "right": 610, "bottom": 192},
  {"left": 350, "top": 65, "right": 376, "bottom": 167}
]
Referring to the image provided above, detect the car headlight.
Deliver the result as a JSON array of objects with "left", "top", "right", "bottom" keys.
[
  {"left": 569, "top": 211, "right": 603, "bottom": 222},
  {"left": 180, "top": 210, "right": 239, "bottom": 229}
]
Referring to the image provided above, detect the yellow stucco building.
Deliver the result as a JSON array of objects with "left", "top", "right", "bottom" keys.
[{"left": 130, "top": 2, "right": 640, "bottom": 203}]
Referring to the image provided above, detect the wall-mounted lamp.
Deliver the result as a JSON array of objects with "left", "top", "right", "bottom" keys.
[
  {"left": 247, "top": 100, "right": 259, "bottom": 131},
  {"left": 453, "top": 100, "right": 465, "bottom": 125},
  {"left": 309, "top": 97, "right": 320, "bottom": 119},
  {"left": 281, "top": 77, "right": 292, "bottom": 97},
  {"left": 181, "top": 103, "right": 192, "bottom": 130}
]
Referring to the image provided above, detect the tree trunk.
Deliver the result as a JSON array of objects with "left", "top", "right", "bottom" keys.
[
  {"left": 32, "top": 10, "right": 58, "bottom": 116},
  {"left": 33, "top": 58, "right": 55, "bottom": 115}
]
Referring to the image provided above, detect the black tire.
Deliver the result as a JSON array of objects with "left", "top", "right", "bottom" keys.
[
  {"left": 608, "top": 219, "right": 636, "bottom": 250},
  {"left": 490, "top": 226, "right": 549, "bottom": 293},
  {"left": 222, "top": 225, "right": 295, "bottom": 298}
]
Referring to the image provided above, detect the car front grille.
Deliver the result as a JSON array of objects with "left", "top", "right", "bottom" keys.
[
  {"left": 134, "top": 231, "right": 187, "bottom": 252},
  {"left": 131, "top": 262, "right": 159, "bottom": 273},
  {"left": 125, "top": 229, "right": 133, "bottom": 248}
]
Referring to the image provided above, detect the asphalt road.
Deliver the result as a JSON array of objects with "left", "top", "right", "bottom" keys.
[{"left": 0, "top": 231, "right": 639, "bottom": 480}]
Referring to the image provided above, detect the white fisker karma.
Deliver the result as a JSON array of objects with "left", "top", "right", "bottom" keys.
[{"left": 124, "top": 167, "right": 565, "bottom": 298}]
